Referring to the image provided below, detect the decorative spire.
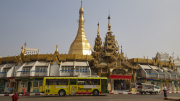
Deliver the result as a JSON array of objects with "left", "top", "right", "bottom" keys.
[
  {"left": 56, "top": 45, "right": 58, "bottom": 52},
  {"left": 21, "top": 46, "right": 24, "bottom": 53},
  {"left": 97, "top": 22, "right": 99, "bottom": 36},
  {"left": 108, "top": 15, "right": 111, "bottom": 31},
  {"left": 24, "top": 41, "right": 26, "bottom": 53},
  {"left": 79, "top": 0, "right": 84, "bottom": 15},
  {"left": 121, "top": 45, "right": 122, "bottom": 54}
]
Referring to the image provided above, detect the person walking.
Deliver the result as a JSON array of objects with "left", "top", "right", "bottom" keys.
[
  {"left": 12, "top": 92, "right": 18, "bottom": 101},
  {"left": 22, "top": 87, "right": 25, "bottom": 96},
  {"left": 163, "top": 84, "right": 167, "bottom": 98},
  {"left": 121, "top": 82, "right": 124, "bottom": 90}
]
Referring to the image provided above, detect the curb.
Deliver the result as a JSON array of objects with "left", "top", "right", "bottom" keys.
[
  {"left": 109, "top": 92, "right": 139, "bottom": 94},
  {"left": 109, "top": 91, "right": 180, "bottom": 94},
  {"left": 162, "top": 91, "right": 180, "bottom": 94},
  {"left": 164, "top": 97, "right": 180, "bottom": 101},
  {"left": 0, "top": 93, "right": 99, "bottom": 96},
  {"left": 0, "top": 93, "right": 45, "bottom": 96}
]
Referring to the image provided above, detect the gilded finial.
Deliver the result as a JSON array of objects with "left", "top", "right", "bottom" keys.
[
  {"left": 56, "top": 45, "right": 58, "bottom": 52},
  {"left": 121, "top": 45, "right": 122, "bottom": 54},
  {"left": 108, "top": 14, "right": 111, "bottom": 31},
  {"left": 24, "top": 41, "right": 26, "bottom": 47},
  {"left": 97, "top": 22, "right": 99, "bottom": 36},
  {"left": 21, "top": 46, "right": 24, "bottom": 53},
  {"left": 24, "top": 41, "right": 27, "bottom": 53},
  {"left": 79, "top": 0, "right": 84, "bottom": 13}
]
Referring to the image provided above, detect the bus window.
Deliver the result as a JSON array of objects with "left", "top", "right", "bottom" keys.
[
  {"left": 78, "top": 79, "right": 85, "bottom": 85},
  {"left": 46, "top": 79, "right": 58, "bottom": 85},
  {"left": 91, "top": 79, "right": 100, "bottom": 85},
  {"left": 70, "top": 79, "right": 77, "bottom": 85},
  {"left": 57, "top": 79, "right": 68, "bottom": 85},
  {"left": 78, "top": 79, "right": 100, "bottom": 85},
  {"left": 46, "top": 79, "right": 68, "bottom": 85}
]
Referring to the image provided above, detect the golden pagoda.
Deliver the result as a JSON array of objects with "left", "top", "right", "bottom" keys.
[{"left": 68, "top": 1, "right": 92, "bottom": 55}]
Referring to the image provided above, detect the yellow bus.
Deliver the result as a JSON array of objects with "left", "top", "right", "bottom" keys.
[{"left": 42, "top": 77, "right": 108, "bottom": 96}]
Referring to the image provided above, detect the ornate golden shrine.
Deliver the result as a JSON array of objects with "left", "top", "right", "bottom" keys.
[{"left": 91, "top": 15, "right": 139, "bottom": 81}]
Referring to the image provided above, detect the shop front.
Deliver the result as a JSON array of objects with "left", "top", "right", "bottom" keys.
[
  {"left": 3, "top": 78, "right": 18, "bottom": 94},
  {"left": 110, "top": 75, "right": 131, "bottom": 92},
  {"left": 0, "top": 79, "right": 5, "bottom": 93}
]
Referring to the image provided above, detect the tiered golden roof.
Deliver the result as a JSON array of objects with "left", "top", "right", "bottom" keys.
[
  {"left": 0, "top": 44, "right": 93, "bottom": 66},
  {"left": 128, "top": 53, "right": 176, "bottom": 70},
  {"left": 68, "top": 1, "right": 92, "bottom": 55},
  {"left": 93, "top": 23, "right": 102, "bottom": 52}
]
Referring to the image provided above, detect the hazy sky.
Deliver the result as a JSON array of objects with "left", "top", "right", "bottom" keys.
[{"left": 0, "top": 0, "right": 180, "bottom": 59}]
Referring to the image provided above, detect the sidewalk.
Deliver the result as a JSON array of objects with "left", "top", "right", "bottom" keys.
[{"left": 164, "top": 97, "right": 180, "bottom": 101}]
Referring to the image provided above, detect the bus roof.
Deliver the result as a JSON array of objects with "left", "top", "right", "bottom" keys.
[{"left": 43, "top": 77, "right": 107, "bottom": 79}]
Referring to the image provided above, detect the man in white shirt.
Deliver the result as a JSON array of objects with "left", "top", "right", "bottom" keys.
[{"left": 163, "top": 84, "right": 167, "bottom": 97}]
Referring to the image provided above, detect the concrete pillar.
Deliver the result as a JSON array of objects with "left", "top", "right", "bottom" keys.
[
  {"left": 73, "top": 61, "right": 76, "bottom": 76},
  {"left": 59, "top": 61, "right": 62, "bottom": 76},
  {"left": 111, "top": 79, "right": 114, "bottom": 92},
  {"left": 129, "top": 79, "right": 132, "bottom": 92},
  {"left": 98, "top": 68, "right": 101, "bottom": 77}
]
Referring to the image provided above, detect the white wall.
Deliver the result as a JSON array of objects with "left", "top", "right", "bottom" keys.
[
  {"left": 50, "top": 61, "right": 59, "bottom": 76},
  {"left": 16, "top": 63, "right": 26, "bottom": 77},
  {"left": 13, "top": 62, "right": 22, "bottom": 77},
  {"left": 30, "top": 61, "right": 38, "bottom": 76},
  {"left": 6, "top": 66, "right": 14, "bottom": 77}
]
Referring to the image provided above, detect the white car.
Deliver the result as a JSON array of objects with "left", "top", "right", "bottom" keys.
[{"left": 137, "top": 83, "right": 161, "bottom": 94}]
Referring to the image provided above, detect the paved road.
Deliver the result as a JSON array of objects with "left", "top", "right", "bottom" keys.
[{"left": 1, "top": 93, "right": 179, "bottom": 101}]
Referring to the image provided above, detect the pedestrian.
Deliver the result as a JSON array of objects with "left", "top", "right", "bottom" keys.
[
  {"left": 163, "top": 84, "right": 167, "bottom": 98},
  {"left": 22, "top": 87, "right": 25, "bottom": 96},
  {"left": 12, "top": 92, "right": 18, "bottom": 101},
  {"left": 121, "top": 82, "right": 123, "bottom": 90}
]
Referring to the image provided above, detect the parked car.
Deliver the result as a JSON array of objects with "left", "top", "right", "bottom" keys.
[{"left": 137, "top": 83, "right": 161, "bottom": 94}]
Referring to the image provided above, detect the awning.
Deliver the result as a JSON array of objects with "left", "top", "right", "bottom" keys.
[{"left": 110, "top": 75, "right": 131, "bottom": 79}]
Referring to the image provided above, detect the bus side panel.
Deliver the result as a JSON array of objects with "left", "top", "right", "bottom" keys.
[
  {"left": 42, "top": 78, "right": 46, "bottom": 93},
  {"left": 77, "top": 85, "right": 100, "bottom": 94},
  {"left": 55, "top": 85, "right": 69, "bottom": 94}
]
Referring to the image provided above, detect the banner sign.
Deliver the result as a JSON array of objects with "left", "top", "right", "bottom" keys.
[
  {"left": 110, "top": 75, "right": 131, "bottom": 79},
  {"left": 8, "top": 79, "right": 17, "bottom": 82}
]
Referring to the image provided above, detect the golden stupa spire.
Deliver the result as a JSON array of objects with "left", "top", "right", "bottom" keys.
[
  {"left": 97, "top": 22, "right": 99, "bottom": 36},
  {"left": 68, "top": 1, "right": 92, "bottom": 55}
]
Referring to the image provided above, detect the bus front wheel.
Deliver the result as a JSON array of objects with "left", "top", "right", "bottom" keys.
[
  {"left": 93, "top": 90, "right": 99, "bottom": 96},
  {"left": 59, "top": 90, "right": 66, "bottom": 96}
]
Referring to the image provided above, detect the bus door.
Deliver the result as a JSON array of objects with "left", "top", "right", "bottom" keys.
[
  {"left": 101, "top": 79, "right": 108, "bottom": 93},
  {"left": 69, "top": 79, "right": 77, "bottom": 95}
]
